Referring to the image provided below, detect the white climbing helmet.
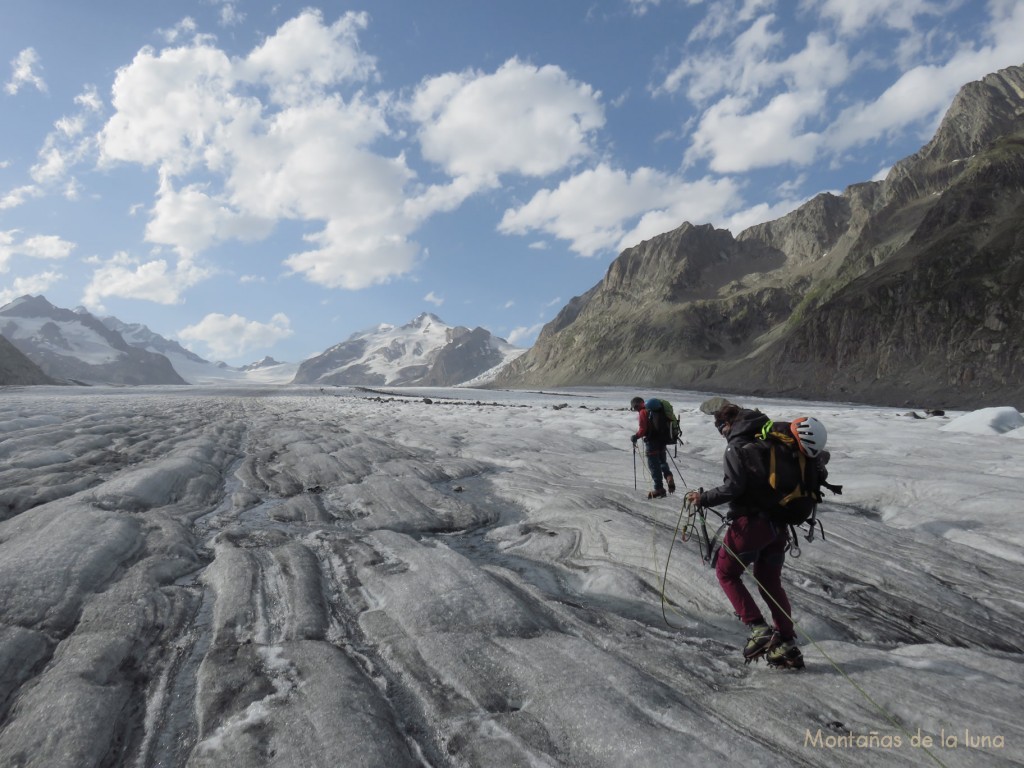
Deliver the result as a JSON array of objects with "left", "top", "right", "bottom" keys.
[{"left": 790, "top": 416, "right": 827, "bottom": 457}]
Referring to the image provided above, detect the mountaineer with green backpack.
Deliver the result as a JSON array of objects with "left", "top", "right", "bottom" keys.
[
  {"left": 684, "top": 403, "right": 840, "bottom": 669},
  {"left": 630, "top": 396, "right": 682, "bottom": 498}
]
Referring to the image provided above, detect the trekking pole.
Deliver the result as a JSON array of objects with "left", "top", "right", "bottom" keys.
[
  {"left": 668, "top": 453, "right": 686, "bottom": 489},
  {"left": 632, "top": 442, "right": 637, "bottom": 489}
]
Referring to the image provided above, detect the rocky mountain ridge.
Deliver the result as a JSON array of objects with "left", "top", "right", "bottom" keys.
[
  {"left": 102, "top": 315, "right": 209, "bottom": 367},
  {"left": 0, "top": 296, "right": 187, "bottom": 386},
  {"left": 0, "top": 334, "right": 55, "bottom": 385},
  {"left": 494, "top": 64, "right": 1024, "bottom": 408}
]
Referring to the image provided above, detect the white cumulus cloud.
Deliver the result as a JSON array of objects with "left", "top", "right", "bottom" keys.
[
  {"left": 19, "top": 234, "right": 76, "bottom": 260},
  {"left": 0, "top": 270, "right": 63, "bottom": 306},
  {"left": 0, "top": 231, "right": 75, "bottom": 271},
  {"left": 80, "top": 252, "right": 212, "bottom": 311},
  {"left": 810, "top": 0, "right": 946, "bottom": 35},
  {"left": 687, "top": 90, "right": 826, "bottom": 172},
  {"left": 4, "top": 48, "right": 46, "bottom": 95},
  {"left": 499, "top": 163, "right": 743, "bottom": 256},
  {"left": 95, "top": 10, "right": 422, "bottom": 292},
  {"left": 177, "top": 312, "right": 293, "bottom": 360},
  {"left": 239, "top": 11, "right": 376, "bottom": 106},
  {"left": 145, "top": 180, "right": 274, "bottom": 256},
  {"left": 507, "top": 322, "right": 546, "bottom": 346},
  {"left": 0, "top": 185, "right": 42, "bottom": 211},
  {"left": 408, "top": 58, "right": 605, "bottom": 188},
  {"left": 660, "top": 0, "right": 1024, "bottom": 177},
  {"left": 826, "top": 2, "right": 1024, "bottom": 152}
]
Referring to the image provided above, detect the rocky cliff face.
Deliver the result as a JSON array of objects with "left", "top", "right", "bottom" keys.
[
  {"left": 494, "top": 65, "right": 1024, "bottom": 408},
  {"left": 418, "top": 326, "right": 513, "bottom": 386},
  {"left": 0, "top": 334, "right": 55, "bottom": 385}
]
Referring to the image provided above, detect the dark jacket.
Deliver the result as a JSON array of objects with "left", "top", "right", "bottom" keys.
[
  {"left": 635, "top": 406, "right": 668, "bottom": 452},
  {"left": 699, "top": 408, "right": 771, "bottom": 519}
]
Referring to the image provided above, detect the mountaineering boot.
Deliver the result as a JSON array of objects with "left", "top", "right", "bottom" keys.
[
  {"left": 765, "top": 638, "right": 805, "bottom": 670},
  {"left": 666, "top": 473, "right": 676, "bottom": 493},
  {"left": 648, "top": 488, "right": 667, "bottom": 499},
  {"left": 742, "top": 622, "right": 777, "bottom": 663}
]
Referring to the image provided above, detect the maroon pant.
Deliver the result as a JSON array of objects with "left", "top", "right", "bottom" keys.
[{"left": 715, "top": 514, "right": 795, "bottom": 639}]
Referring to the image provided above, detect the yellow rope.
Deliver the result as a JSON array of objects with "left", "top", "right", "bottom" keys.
[{"left": 656, "top": 498, "right": 692, "bottom": 628}]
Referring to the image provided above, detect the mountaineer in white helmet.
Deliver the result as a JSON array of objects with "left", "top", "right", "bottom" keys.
[{"left": 685, "top": 405, "right": 836, "bottom": 670}]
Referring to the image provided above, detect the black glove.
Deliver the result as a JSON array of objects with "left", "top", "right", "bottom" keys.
[{"left": 631, "top": 434, "right": 639, "bottom": 444}]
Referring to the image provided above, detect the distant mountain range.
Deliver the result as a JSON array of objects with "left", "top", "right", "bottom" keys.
[
  {"left": 292, "top": 313, "right": 523, "bottom": 387},
  {"left": 0, "top": 296, "right": 521, "bottom": 388},
  {"left": 0, "top": 296, "right": 187, "bottom": 386},
  {"left": 494, "top": 64, "right": 1024, "bottom": 409}
]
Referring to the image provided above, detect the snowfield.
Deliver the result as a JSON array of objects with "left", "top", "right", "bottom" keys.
[{"left": 0, "top": 384, "right": 1021, "bottom": 767}]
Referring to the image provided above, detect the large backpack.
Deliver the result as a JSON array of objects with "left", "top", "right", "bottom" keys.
[
  {"left": 645, "top": 398, "right": 682, "bottom": 454},
  {"left": 738, "top": 421, "right": 835, "bottom": 526}
]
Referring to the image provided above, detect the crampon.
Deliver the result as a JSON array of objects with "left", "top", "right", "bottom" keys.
[{"left": 764, "top": 640, "right": 805, "bottom": 670}]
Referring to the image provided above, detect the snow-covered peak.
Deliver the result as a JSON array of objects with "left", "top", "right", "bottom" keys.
[
  {"left": 1, "top": 297, "right": 516, "bottom": 388},
  {"left": 2, "top": 294, "right": 61, "bottom": 319},
  {"left": 241, "top": 356, "right": 284, "bottom": 371},
  {"left": 0, "top": 296, "right": 186, "bottom": 384},
  {"left": 293, "top": 314, "right": 520, "bottom": 387},
  {"left": 407, "top": 312, "right": 444, "bottom": 330}
]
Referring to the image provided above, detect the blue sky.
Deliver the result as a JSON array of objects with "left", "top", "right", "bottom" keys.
[{"left": 1, "top": 1, "right": 1022, "bottom": 365}]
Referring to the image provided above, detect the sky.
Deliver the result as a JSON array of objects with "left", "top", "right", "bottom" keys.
[
  {"left": 1, "top": 1, "right": 1023, "bottom": 366},
  {"left": 0, "top": 384, "right": 1021, "bottom": 765}
]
